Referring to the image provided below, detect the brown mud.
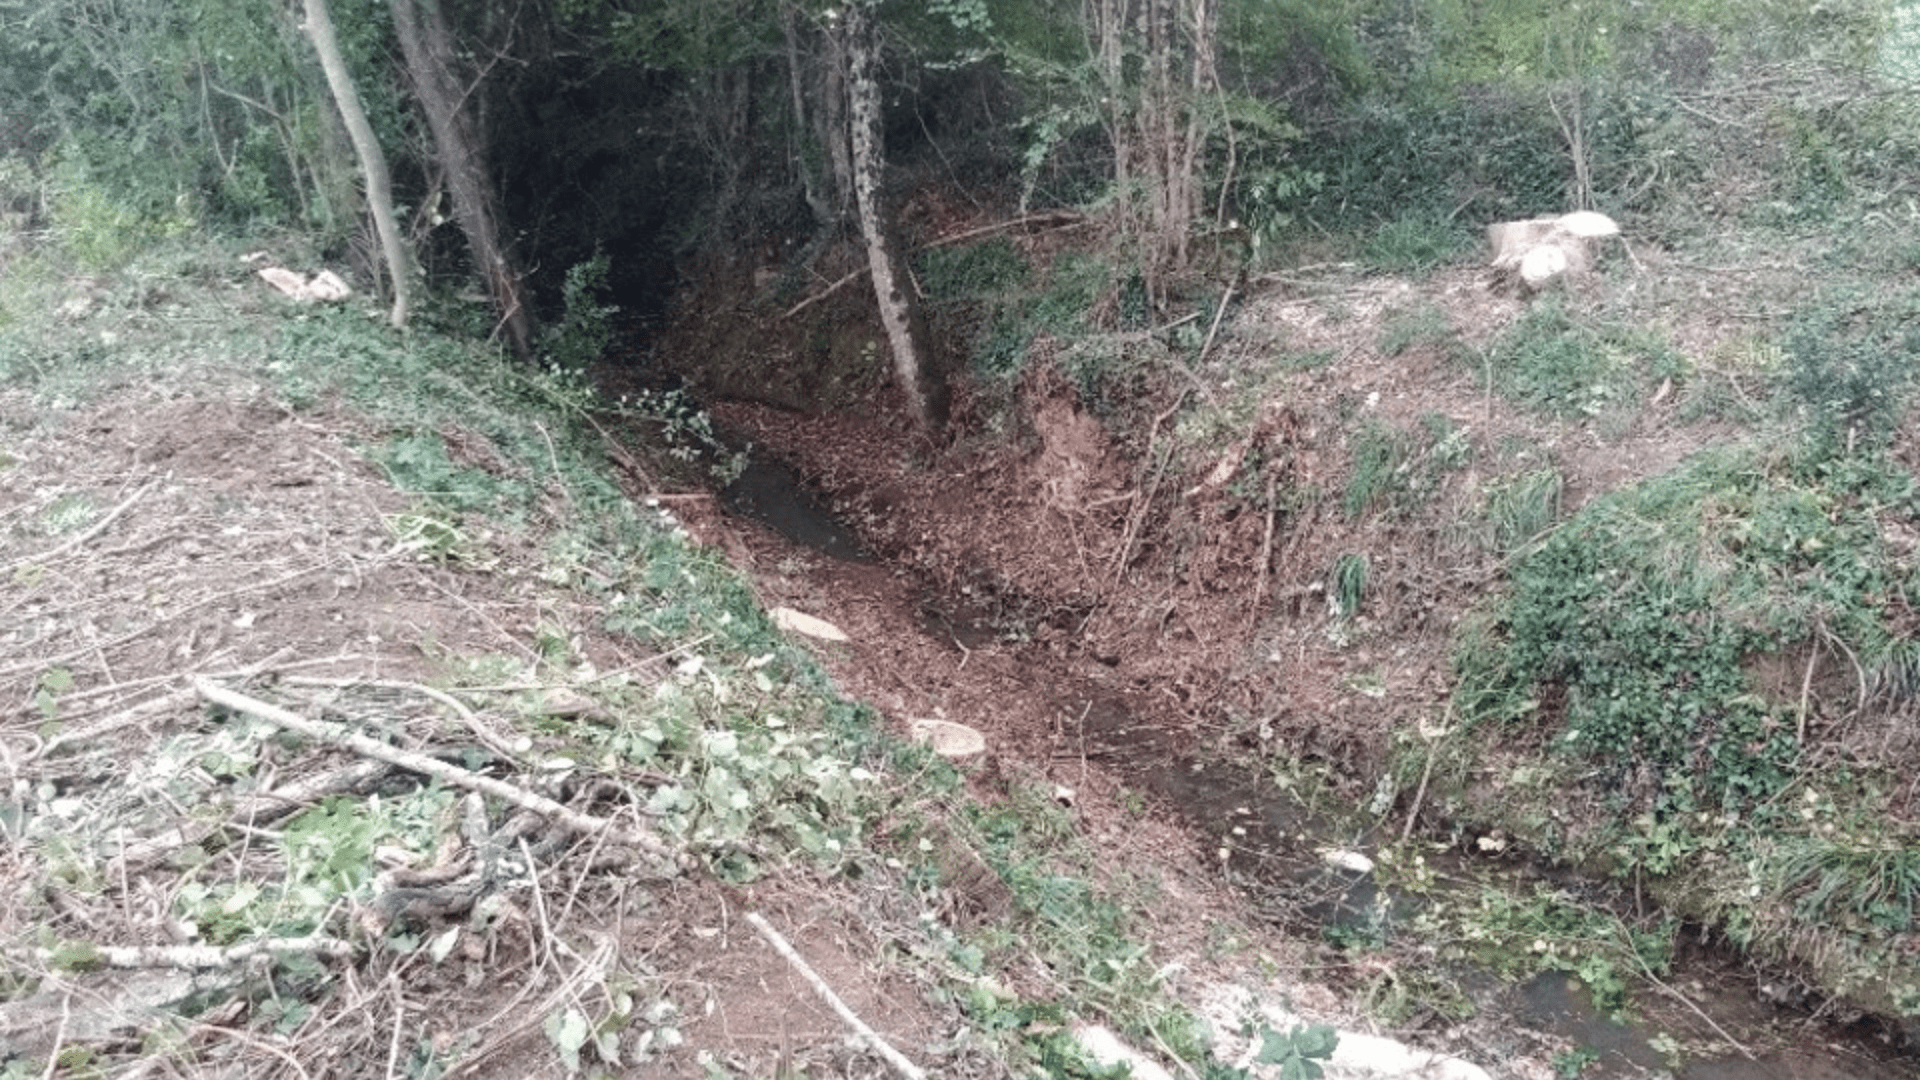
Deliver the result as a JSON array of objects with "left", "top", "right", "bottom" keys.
[{"left": 630, "top": 252, "right": 1918, "bottom": 1075}]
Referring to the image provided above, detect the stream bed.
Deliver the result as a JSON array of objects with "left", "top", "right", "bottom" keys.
[{"left": 721, "top": 450, "right": 1917, "bottom": 1079}]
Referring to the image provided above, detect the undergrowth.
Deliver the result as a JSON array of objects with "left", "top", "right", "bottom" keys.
[
  {"left": 0, "top": 237, "right": 1294, "bottom": 1078},
  {"left": 1449, "top": 434, "right": 1920, "bottom": 1015}
]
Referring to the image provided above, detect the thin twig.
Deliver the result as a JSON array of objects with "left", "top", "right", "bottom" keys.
[
  {"left": 1194, "top": 283, "right": 1235, "bottom": 372},
  {"left": 1, "top": 477, "right": 159, "bottom": 576},
  {"left": 0, "top": 564, "right": 324, "bottom": 680},
  {"left": 194, "top": 1022, "right": 316, "bottom": 1080},
  {"left": 13, "top": 936, "right": 354, "bottom": 969},
  {"left": 784, "top": 211, "right": 1087, "bottom": 319},
  {"left": 744, "top": 912, "right": 926, "bottom": 1080},
  {"left": 1248, "top": 472, "right": 1278, "bottom": 630},
  {"left": 283, "top": 675, "right": 528, "bottom": 760},
  {"left": 1109, "top": 389, "right": 1189, "bottom": 588},
  {"left": 40, "top": 993, "right": 69, "bottom": 1080},
  {"left": 1631, "top": 950, "right": 1757, "bottom": 1060},
  {"left": 1401, "top": 734, "right": 1441, "bottom": 845},
  {"left": 784, "top": 265, "right": 870, "bottom": 319},
  {"left": 193, "top": 678, "right": 677, "bottom": 862},
  {"left": 1798, "top": 636, "right": 1821, "bottom": 746}
]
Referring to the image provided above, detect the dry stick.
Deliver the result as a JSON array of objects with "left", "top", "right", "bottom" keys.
[
  {"left": 442, "top": 936, "right": 615, "bottom": 1080},
  {"left": 1193, "top": 282, "right": 1235, "bottom": 373},
  {"left": 743, "top": 912, "right": 926, "bottom": 1080},
  {"left": 783, "top": 264, "right": 869, "bottom": 319},
  {"left": 192, "top": 678, "right": 676, "bottom": 862},
  {"left": 782, "top": 211, "right": 1088, "bottom": 321},
  {"left": 191, "top": 1023, "right": 315, "bottom": 1080},
  {"left": 31, "top": 688, "right": 196, "bottom": 761},
  {"left": 39, "top": 993, "right": 69, "bottom": 1080},
  {"left": 1247, "top": 472, "right": 1278, "bottom": 631},
  {"left": 1630, "top": 949, "right": 1757, "bottom": 1061},
  {"left": 1401, "top": 736, "right": 1441, "bottom": 845},
  {"left": 1401, "top": 703, "right": 1454, "bottom": 844},
  {"left": 16, "top": 936, "right": 354, "bottom": 970},
  {"left": 283, "top": 675, "right": 528, "bottom": 760},
  {"left": 384, "top": 971, "right": 406, "bottom": 1080},
  {"left": 1797, "top": 637, "right": 1821, "bottom": 746},
  {"left": 0, "top": 564, "right": 323, "bottom": 680},
  {"left": 0, "top": 477, "right": 159, "bottom": 577},
  {"left": 1108, "top": 389, "right": 1189, "bottom": 588},
  {"left": 110, "top": 759, "right": 392, "bottom": 875}
]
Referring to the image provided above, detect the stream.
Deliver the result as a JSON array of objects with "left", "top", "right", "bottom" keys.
[{"left": 720, "top": 451, "right": 1918, "bottom": 1080}]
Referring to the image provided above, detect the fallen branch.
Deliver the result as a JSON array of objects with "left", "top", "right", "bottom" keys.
[
  {"left": 784, "top": 211, "right": 1087, "bottom": 320},
  {"left": 192, "top": 678, "right": 677, "bottom": 864},
  {"left": 0, "top": 476, "right": 159, "bottom": 577},
  {"left": 283, "top": 675, "right": 529, "bottom": 761},
  {"left": 0, "top": 565, "right": 323, "bottom": 681},
  {"left": 16, "top": 935, "right": 354, "bottom": 970},
  {"left": 744, "top": 912, "right": 925, "bottom": 1080},
  {"left": 1110, "top": 390, "right": 1188, "bottom": 588},
  {"left": 1247, "top": 471, "right": 1278, "bottom": 630},
  {"left": 783, "top": 264, "right": 868, "bottom": 319},
  {"left": 110, "top": 759, "right": 393, "bottom": 875}
]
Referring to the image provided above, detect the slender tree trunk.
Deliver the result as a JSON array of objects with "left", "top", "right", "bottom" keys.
[
  {"left": 300, "top": 0, "right": 410, "bottom": 329},
  {"left": 1085, "top": 0, "right": 1219, "bottom": 305},
  {"left": 390, "top": 0, "right": 535, "bottom": 359},
  {"left": 822, "top": 19, "right": 854, "bottom": 224},
  {"left": 780, "top": 3, "right": 832, "bottom": 226},
  {"left": 844, "top": 0, "right": 945, "bottom": 432}
]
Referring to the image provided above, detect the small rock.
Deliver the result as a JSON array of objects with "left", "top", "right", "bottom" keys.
[
  {"left": 1321, "top": 848, "right": 1374, "bottom": 874},
  {"left": 907, "top": 718, "right": 985, "bottom": 760},
  {"left": 1070, "top": 1023, "right": 1175, "bottom": 1080},
  {"left": 771, "top": 606, "right": 848, "bottom": 642}
]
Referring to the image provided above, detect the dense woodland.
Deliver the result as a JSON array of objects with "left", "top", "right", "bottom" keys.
[
  {"left": 9, "top": 2, "right": 1920, "bottom": 1075},
  {"left": 6, "top": 0, "right": 1911, "bottom": 363}
]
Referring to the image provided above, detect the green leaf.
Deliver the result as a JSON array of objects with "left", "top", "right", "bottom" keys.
[
  {"left": 429, "top": 926, "right": 460, "bottom": 963},
  {"left": 546, "top": 1007, "right": 589, "bottom": 1072}
]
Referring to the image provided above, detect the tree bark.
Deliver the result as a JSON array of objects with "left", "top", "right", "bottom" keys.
[
  {"left": 390, "top": 0, "right": 536, "bottom": 360},
  {"left": 844, "top": 0, "right": 945, "bottom": 431},
  {"left": 300, "top": 0, "right": 410, "bottom": 329},
  {"left": 1085, "top": 0, "right": 1220, "bottom": 305}
]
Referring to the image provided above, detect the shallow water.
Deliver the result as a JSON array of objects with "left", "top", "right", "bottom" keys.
[{"left": 728, "top": 452, "right": 1918, "bottom": 1079}]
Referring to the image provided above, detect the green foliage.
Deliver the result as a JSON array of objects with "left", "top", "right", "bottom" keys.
[
  {"left": 369, "top": 432, "right": 511, "bottom": 514},
  {"left": 919, "top": 238, "right": 1039, "bottom": 379},
  {"left": 1342, "top": 413, "right": 1473, "bottom": 518},
  {"left": 0, "top": 0, "right": 386, "bottom": 239},
  {"left": 1552, "top": 1047, "right": 1602, "bottom": 1078},
  {"left": 1363, "top": 213, "right": 1467, "bottom": 273},
  {"left": 1757, "top": 831, "right": 1920, "bottom": 934},
  {"left": 1779, "top": 289, "right": 1920, "bottom": 461},
  {"left": 1454, "top": 443, "right": 1920, "bottom": 818},
  {"left": 1442, "top": 885, "right": 1674, "bottom": 1017},
  {"left": 1331, "top": 553, "right": 1368, "bottom": 619},
  {"left": 1480, "top": 468, "right": 1564, "bottom": 554},
  {"left": 1482, "top": 299, "right": 1681, "bottom": 419},
  {"left": 1246, "top": 1023, "right": 1340, "bottom": 1080},
  {"left": 1377, "top": 302, "right": 1459, "bottom": 358},
  {"left": 540, "top": 253, "right": 619, "bottom": 373}
]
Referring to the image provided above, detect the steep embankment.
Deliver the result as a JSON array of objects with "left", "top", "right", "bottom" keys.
[{"left": 654, "top": 225, "right": 1920, "bottom": 1065}]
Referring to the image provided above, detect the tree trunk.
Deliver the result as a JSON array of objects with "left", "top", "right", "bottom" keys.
[
  {"left": 300, "top": 0, "right": 410, "bottom": 329},
  {"left": 780, "top": 3, "right": 832, "bottom": 226},
  {"left": 844, "top": 0, "right": 945, "bottom": 432},
  {"left": 1085, "top": 0, "right": 1220, "bottom": 306},
  {"left": 390, "top": 0, "right": 536, "bottom": 360}
]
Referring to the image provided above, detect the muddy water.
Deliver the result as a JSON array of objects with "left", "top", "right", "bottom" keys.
[
  {"left": 723, "top": 454, "right": 1918, "bottom": 1080},
  {"left": 1049, "top": 686, "right": 1914, "bottom": 1079}
]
